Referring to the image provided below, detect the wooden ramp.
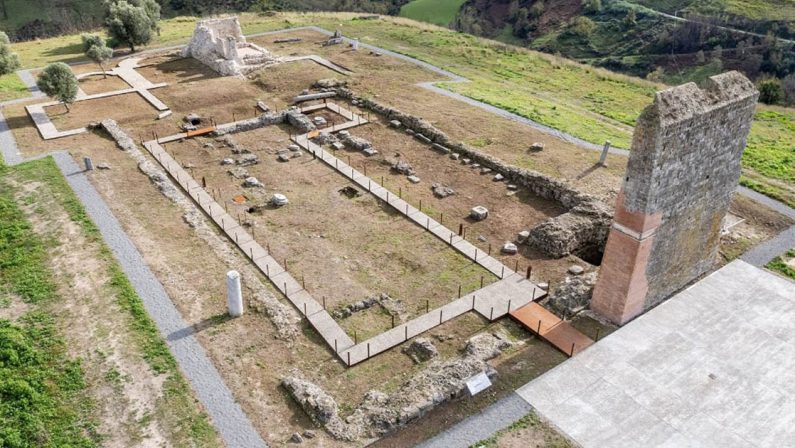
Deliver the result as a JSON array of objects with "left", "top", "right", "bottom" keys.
[{"left": 510, "top": 303, "right": 594, "bottom": 356}]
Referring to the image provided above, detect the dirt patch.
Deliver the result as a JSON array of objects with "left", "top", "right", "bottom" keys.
[
  {"left": 0, "top": 292, "right": 31, "bottom": 322},
  {"left": 78, "top": 73, "right": 131, "bottom": 95},
  {"left": 45, "top": 92, "right": 157, "bottom": 130}
]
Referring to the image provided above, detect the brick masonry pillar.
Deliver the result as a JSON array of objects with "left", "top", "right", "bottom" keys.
[
  {"left": 591, "top": 71, "right": 758, "bottom": 326},
  {"left": 591, "top": 191, "right": 661, "bottom": 325}
]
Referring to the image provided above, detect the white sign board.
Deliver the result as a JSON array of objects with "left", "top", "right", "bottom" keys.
[{"left": 466, "top": 372, "right": 492, "bottom": 396}]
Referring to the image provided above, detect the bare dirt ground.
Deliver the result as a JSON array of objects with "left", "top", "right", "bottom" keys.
[
  {"left": 3, "top": 173, "right": 216, "bottom": 447},
  {"left": 164, "top": 123, "right": 495, "bottom": 337},
  {"left": 2, "top": 26, "right": 791, "bottom": 447},
  {"left": 78, "top": 73, "right": 131, "bottom": 95}
]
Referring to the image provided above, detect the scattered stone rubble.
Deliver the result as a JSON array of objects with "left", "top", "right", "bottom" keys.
[
  {"left": 282, "top": 332, "right": 511, "bottom": 441},
  {"left": 526, "top": 201, "right": 612, "bottom": 258},
  {"left": 100, "top": 119, "right": 299, "bottom": 339},
  {"left": 331, "top": 87, "right": 613, "bottom": 257},
  {"left": 332, "top": 293, "right": 406, "bottom": 321},
  {"left": 286, "top": 109, "right": 316, "bottom": 133},
  {"left": 402, "top": 338, "right": 439, "bottom": 364},
  {"left": 431, "top": 183, "right": 455, "bottom": 198},
  {"left": 339, "top": 131, "right": 373, "bottom": 151},
  {"left": 549, "top": 271, "right": 599, "bottom": 315},
  {"left": 391, "top": 160, "right": 415, "bottom": 176}
]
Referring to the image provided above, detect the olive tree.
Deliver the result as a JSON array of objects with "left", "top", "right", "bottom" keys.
[
  {"left": 0, "top": 31, "right": 20, "bottom": 76},
  {"left": 82, "top": 34, "right": 113, "bottom": 77},
  {"left": 105, "top": 0, "right": 160, "bottom": 52},
  {"left": 36, "top": 63, "right": 79, "bottom": 112}
]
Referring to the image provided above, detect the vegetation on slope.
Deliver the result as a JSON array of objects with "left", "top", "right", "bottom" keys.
[
  {"left": 0, "top": 158, "right": 220, "bottom": 446},
  {"left": 0, "top": 167, "right": 98, "bottom": 447},
  {"left": 767, "top": 249, "right": 795, "bottom": 280},
  {"left": 399, "top": 0, "right": 467, "bottom": 27},
  {"left": 3, "top": 13, "right": 793, "bottom": 206}
]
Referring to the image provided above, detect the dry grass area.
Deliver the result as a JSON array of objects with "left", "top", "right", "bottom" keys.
[
  {"left": 164, "top": 123, "right": 497, "bottom": 338},
  {"left": 2, "top": 26, "right": 792, "bottom": 447}
]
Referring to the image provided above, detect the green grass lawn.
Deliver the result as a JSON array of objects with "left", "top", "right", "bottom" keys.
[
  {"left": 4, "top": 12, "right": 795, "bottom": 207},
  {"left": 0, "top": 72, "right": 29, "bottom": 102},
  {"left": 399, "top": 0, "right": 466, "bottom": 27}
]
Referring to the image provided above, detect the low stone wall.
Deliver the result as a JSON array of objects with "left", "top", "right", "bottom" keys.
[
  {"left": 211, "top": 111, "right": 286, "bottom": 136},
  {"left": 332, "top": 87, "right": 612, "bottom": 258}
]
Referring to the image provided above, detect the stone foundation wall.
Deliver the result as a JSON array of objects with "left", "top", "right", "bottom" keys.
[
  {"left": 591, "top": 72, "right": 759, "bottom": 324},
  {"left": 333, "top": 87, "right": 612, "bottom": 257}
]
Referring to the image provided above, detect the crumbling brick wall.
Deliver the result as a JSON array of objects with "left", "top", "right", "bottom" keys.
[{"left": 591, "top": 72, "right": 758, "bottom": 325}]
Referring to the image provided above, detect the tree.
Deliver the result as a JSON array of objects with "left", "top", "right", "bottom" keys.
[
  {"left": 758, "top": 78, "right": 783, "bottom": 105},
  {"left": 582, "top": 0, "right": 601, "bottom": 14},
  {"left": 105, "top": 0, "right": 160, "bottom": 52},
  {"left": 85, "top": 40, "right": 113, "bottom": 78},
  {"left": 0, "top": 31, "right": 20, "bottom": 76},
  {"left": 36, "top": 63, "right": 79, "bottom": 112},
  {"left": 569, "top": 16, "right": 596, "bottom": 37},
  {"left": 81, "top": 33, "right": 104, "bottom": 53}
]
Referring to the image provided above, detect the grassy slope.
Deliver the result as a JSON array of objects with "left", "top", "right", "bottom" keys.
[
  {"left": 0, "top": 158, "right": 219, "bottom": 446},
  {"left": 4, "top": 12, "right": 794, "bottom": 207},
  {"left": 399, "top": 0, "right": 467, "bottom": 27},
  {"left": 626, "top": 0, "right": 795, "bottom": 21}
]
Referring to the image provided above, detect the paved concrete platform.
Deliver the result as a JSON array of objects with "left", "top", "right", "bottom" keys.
[{"left": 518, "top": 260, "right": 795, "bottom": 447}]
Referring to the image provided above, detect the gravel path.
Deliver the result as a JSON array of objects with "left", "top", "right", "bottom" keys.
[
  {"left": 16, "top": 69, "right": 45, "bottom": 98},
  {"left": 416, "top": 393, "right": 533, "bottom": 448}
]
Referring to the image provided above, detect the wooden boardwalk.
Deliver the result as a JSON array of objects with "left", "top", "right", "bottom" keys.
[
  {"left": 143, "top": 101, "right": 548, "bottom": 366},
  {"left": 509, "top": 303, "right": 593, "bottom": 356}
]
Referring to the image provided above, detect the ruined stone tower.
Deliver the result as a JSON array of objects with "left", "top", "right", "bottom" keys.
[{"left": 591, "top": 72, "right": 759, "bottom": 325}]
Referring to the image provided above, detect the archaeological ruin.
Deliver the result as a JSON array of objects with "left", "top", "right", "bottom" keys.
[
  {"left": 591, "top": 71, "right": 759, "bottom": 325},
  {"left": 182, "top": 17, "right": 278, "bottom": 75}
]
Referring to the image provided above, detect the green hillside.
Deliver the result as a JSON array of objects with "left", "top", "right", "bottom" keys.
[
  {"left": 3, "top": 12, "right": 794, "bottom": 207},
  {"left": 629, "top": 0, "right": 795, "bottom": 21},
  {"left": 400, "top": 0, "right": 466, "bottom": 27}
]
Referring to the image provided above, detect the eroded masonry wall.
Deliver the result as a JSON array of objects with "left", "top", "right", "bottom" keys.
[{"left": 591, "top": 72, "right": 759, "bottom": 325}]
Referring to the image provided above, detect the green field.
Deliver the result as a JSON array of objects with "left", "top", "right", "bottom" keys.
[
  {"left": 3, "top": 12, "right": 794, "bottom": 207},
  {"left": 399, "top": 0, "right": 466, "bottom": 27}
]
